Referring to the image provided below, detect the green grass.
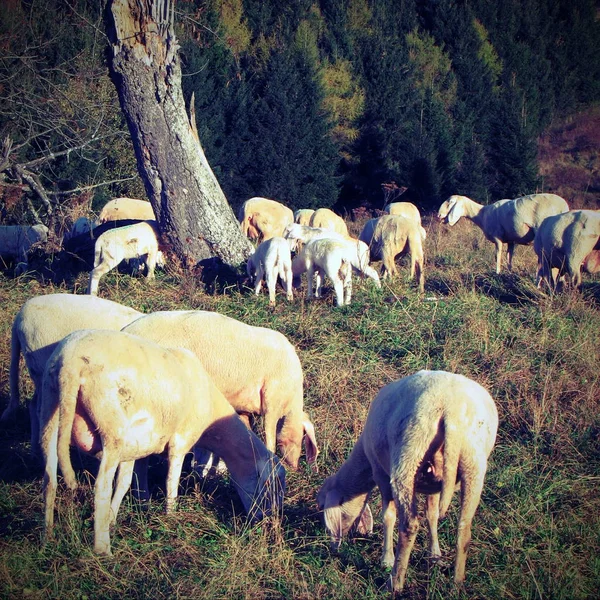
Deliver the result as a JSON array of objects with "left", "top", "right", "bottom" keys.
[{"left": 0, "top": 216, "right": 599, "bottom": 599}]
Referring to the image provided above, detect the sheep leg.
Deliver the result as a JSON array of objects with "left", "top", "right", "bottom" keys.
[
  {"left": 283, "top": 264, "right": 294, "bottom": 301},
  {"left": 42, "top": 415, "right": 59, "bottom": 541},
  {"left": 343, "top": 269, "right": 352, "bottom": 306},
  {"left": 506, "top": 242, "right": 515, "bottom": 272},
  {"left": 306, "top": 265, "right": 315, "bottom": 299},
  {"left": 145, "top": 252, "right": 157, "bottom": 280},
  {"left": 88, "top": 262, "right": 113, "bottom": 295},
  {"left": 494, "top": 240, "right": 503, "bottom": 274},
  {"left": 93, "top": 449, "right": 120, "bottom": 555},
  {"left": 332, "top": 276, "right": 345, "bottom": 307},
  {"left": 254, "top": 264, "right": 265, "bottom": 296},
  {"left": 29, "top": 390, "right": 42, "bottom": 458},
  {"left": 454, "top": 468, "right": 486, "bottom": 583},
  {"left": 314, "top": 268, "right": 324, "bottom": 298},
  {"left": 165, "top": 451, "right": 186, "bottom": 513},
  {"left": 373, "top": 470, "right": 396, "bottom": 568},
  {"left": 109, "top": 460, "right": 135, "bottom": 529},
  {"left": 425, "top": 493, "right": 441, "bottom": 559},
  {"left": 265, "top": 268, "right": 277, "bottom": 306},
  {"left": 389, "top": 498, "right": 419, "bottom": 593}
]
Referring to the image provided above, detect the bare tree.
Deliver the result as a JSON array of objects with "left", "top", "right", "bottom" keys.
[{"left": 105, "top": 0, "right": 252, "bottom": 269}]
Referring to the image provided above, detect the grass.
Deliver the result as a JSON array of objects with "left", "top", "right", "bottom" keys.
[{"left": 0, "top": 215, "right": 599, "bottom": 599}]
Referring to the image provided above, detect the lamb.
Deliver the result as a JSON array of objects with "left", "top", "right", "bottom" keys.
[
  {"left": 0, "top": 224, "right": 49, "bottom": 275},
  {"left": 437, "top": 193, "right": 569, "bottom": 274},
  {"left": 96, "top": 197, "right": 155, "bottom": 224},
  {"left": 40, "top": 329, "right": 285, "bottom": 556},
  {"left": 284, "top": 222, "right": 347, "bottom": 251},
  {"left": 292, "top": 237, "right": 381, "bottom": 307},
  {"left": 534, "top": 209, "right": 600, "bottom": 291},
  {"left": 2, "top": 293, "right": 142, "bottom": 456},
  {"left": 294, "top": 208, "right": 315, "bottom": 226},
  {"left": 239, "top": 197, "right": 294, "bottom": 242},
  {"left": 309, "top": 208, "right": 349, "bottom": 237},
  {"left": 246, "top": 237, "right": 294, "bottom": 306},
  {"left": 87, "top": 220, "right": 161, "bottom": 295},
  {"left": 365, "top": 215, "right": 425, "bottom": 292},
  {"left": 121, "top": 310, "right": 318, "bottom": 471},
  {"left": 317, "top": 370, "right": 498, "bottom": 593}
]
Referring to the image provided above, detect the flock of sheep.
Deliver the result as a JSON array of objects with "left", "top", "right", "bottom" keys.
[{"left": 0, "top": 190, "right": 598, "bottom": 593}]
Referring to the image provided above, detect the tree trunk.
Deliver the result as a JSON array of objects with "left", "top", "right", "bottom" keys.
[{"left": 105, "top": 0, "right": 251, "bottom": 270}]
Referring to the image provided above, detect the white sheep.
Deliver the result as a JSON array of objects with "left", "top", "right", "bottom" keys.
[
  {"left": 317, "top": 370, "right": 498, "bottom": 593},
  {"left": 365, "top": 215, "right": 425, "bottom": 292},
  {"left": 96, "top": 197, "right": 155, "bottom": 224},
  {"left": 246, "top": 236, "right": 294, "bottom": 306},
  {"left": 309, "top": 208, "right": 349, "bottom": 237},
  {"left": 292, "top": 237, "right": 381, "bottom": 307},
  {"left": 40, "top": 329, "right": 285, "bottom": 556},
  {"left": 294, "top": 208, "right": 315, "bottom": 226},
  {"left": 2, "top": 293, "right": 142, "bottom": 455},
  {"left": 87, "top": 220, "right": 161, "bottom": 295},
  {"left": 122, "top": 310, "right": 319, "bottom": 471},
  {"left": 284, "top": 222, "right": 347, "bottom": 251},
  {"left": 239, "top": 197, "right": 294, "bottom": 242},
  {"left": 534, "top": 209, "right": 600, "bottom": 291},
  {"left": 437, "top": 193, "right": 569, "bottom": 273},
  {"left": 0, "top": 224, "right": 48, "bottom": 275}
]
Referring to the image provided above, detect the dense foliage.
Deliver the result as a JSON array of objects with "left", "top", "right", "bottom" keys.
[{"left": 1, "top": 0, "right": 599, "bottom": 219}]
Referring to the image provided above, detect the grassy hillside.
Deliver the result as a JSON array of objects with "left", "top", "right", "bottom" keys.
[{"left": 0, "top": 214, "right": 599, "bottom": 599}]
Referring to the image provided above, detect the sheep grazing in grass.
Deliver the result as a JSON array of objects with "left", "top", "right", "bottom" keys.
[
  {"left": 122, "top": 310, "right": 318, "bottom": 472},
  {"left": 87, "top": 221, "right": 161, "bottom": 295},
  {"left": 239, "top": 197, "right": 294, "bottom": 242},
  {"left": 534, "top": 209, "right": 600, "bottom": 291},
  {"left": 437, "top": 193, "right": 569, "bottom": 274},
  {"left": 96, "top": 197, "right": 155, "bottom": 224},
  {"left": 309, "top": 208, "right": 349, "bottom": 237},
  {"left": 292, "top": 236, "right": 381, "bottom": 307},
  {"left": 294, "top": 208, "right": 315, "bottom": 226},
  {"left": 40, "top": 329, "right": 286, "bottom": 556},
  {"left": 2, "top": 293, "right": 142, "bottom": 456},
  {"left": 0, "top": 224, "right": 48, "bottom": 275},
  {"left": 246, "top": 236, "right": 294, "bottom": 306},
  {"left": 317, "top": 370, "right": 498, "bottom": 593},
  {"left": 383, "top": 202, "right": 427, "bottom": 241},
  {"left": 64, "top": 216, "right": 94, "bottom": 242},
  {"left": 362, "top": 215, "right": 425, "bottom": 292},
  {"left": 284, "top": 222, "right": 347, "bottom": 251}
]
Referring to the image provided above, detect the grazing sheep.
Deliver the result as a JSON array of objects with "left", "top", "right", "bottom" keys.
[
  {"left": 309, "top": 208, "right": 349, "bottom": 237},
  {"left": 2, "top": 294, "right": 142, "bottom": 456},
  {"left": 239, "top": 197, "right": 294, "bottom": 242},
  {"left": 294, "top": 209, "right": 315, "bottom": 226},
  {"left": 122, "top": 310, "right": 318, "bottom": 471},
  {"left": 317, "top": 370, "right": 498, "bottom": 593},
  {"left": 384, "top": 202, "right": 426, "bottom": 240},
  {"left": 437, "top": 193, "right": 569, "bottom": 273},
  {"left": 292, "top": 237, "right": 381, "bottom": 307},
  {"left": 534, "top": 209, "right": 600, "bottom": 290},
  {"left": 246, "top": 237, "right": 294, "bottom": 306},
  {"left": 0, "top": 224, "right": 48, "bottom": 274},
  {"left": 65, "top": 217, "right": 94, "bottom": 242},
  {"left": 96, "top": 197, "right": 155, "bottom": 224},
  {"left": 284, "top": 222, "right": 347, "bottom": 251},
  {"left": 87, "top": 221, "right": 161, "bottom": 295},
  {"left": 40, "top": 329, "right": 285, "bottom": 556},
  {"left": 366, "top": 215, "right": 425, "bottom": 292}
]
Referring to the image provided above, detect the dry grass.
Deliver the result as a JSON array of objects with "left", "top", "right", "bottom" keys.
[{"left": 0, "top": 214, "right": 599, "bottom": 599}]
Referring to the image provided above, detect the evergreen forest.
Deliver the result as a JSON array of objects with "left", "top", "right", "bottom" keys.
[{"left": 1, "top": 0, "right": 599, "bottom": 220}]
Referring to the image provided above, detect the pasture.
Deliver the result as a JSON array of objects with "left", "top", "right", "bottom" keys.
[{"left": 0, "top": 215, "right": 599, "bottom": 599}]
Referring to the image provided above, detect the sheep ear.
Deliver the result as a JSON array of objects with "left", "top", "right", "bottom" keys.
[
  {"left": 323, "top": 504, "right": 344, "bottom": 543},
  {"left": 302, "top": 415, "right": 319, "bottom": 471},
  {"left": 356, "top": 502, "right": 374, "bottom": 535},
  {"left": 447, "top": 199, "right": 463, "bottom": 226}
]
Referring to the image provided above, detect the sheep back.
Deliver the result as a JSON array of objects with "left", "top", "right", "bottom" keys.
[
  {"left": 309, "top": 208, "right": 349, "bottom": 237},
  {"left": 97, "top": 198, "right": 155, "bottom": 224}
]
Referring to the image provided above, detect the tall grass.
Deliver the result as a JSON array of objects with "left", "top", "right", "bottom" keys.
[{"left": 0, "top": 216, "right": 599, "bottom": 599}]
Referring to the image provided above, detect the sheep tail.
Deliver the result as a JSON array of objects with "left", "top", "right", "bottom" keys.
[
  {"left": 3, "top": 320, "right": 21, "bottom": 421},
  {"left": 56, "top": 366, "right": 80, "bottom": 490},
  {"left": 439, "top": 413, "right": 461, "bottom": 518}
]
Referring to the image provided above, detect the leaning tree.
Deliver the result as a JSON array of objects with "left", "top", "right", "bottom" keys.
[{"left": 105, "top": 0, "right": 252, "bottom": 270}]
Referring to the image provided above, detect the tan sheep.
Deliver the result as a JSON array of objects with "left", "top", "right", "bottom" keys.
[
  {"left": 294, "top": 209, "right": 315, "bottom": 226},
  {"left": 309, "top": 208, "right": 349, "bottom": 237},
  {"left": 122, "top": 310, "right": 318, "bottom": 471},
  {"left": 96, "top": 197, "right": 155, "bottom": 224},
  {"left": 534, "top": 209, "right": 600, "bottom": 290},
  {"left": 2, "top": 294, "right": 142, "bottom": 456},
  {"left": 317, "top": 370, "right": 498, "bottom": 593},
  {"left": 40, "top": 329, "right": 286, "bottom": 556},
  {"left": 239, "top": 197, "right": 294, "bottom": 242},
  {"left": 367, "top": 214, "right": 425, "bottom": 292},
  {"left": 384, "top": 202, "right": 426, "bottom": 240},
  {"left": 437, "top": 193, "right": 569, "bottom": 273},
  {"left": 87, "top": 221, "right": 161, "bottom": 295}
]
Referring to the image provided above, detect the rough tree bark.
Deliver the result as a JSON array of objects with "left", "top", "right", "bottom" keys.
[{"left": 105, "top": 0, "right": 251, "bottom": 269}]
